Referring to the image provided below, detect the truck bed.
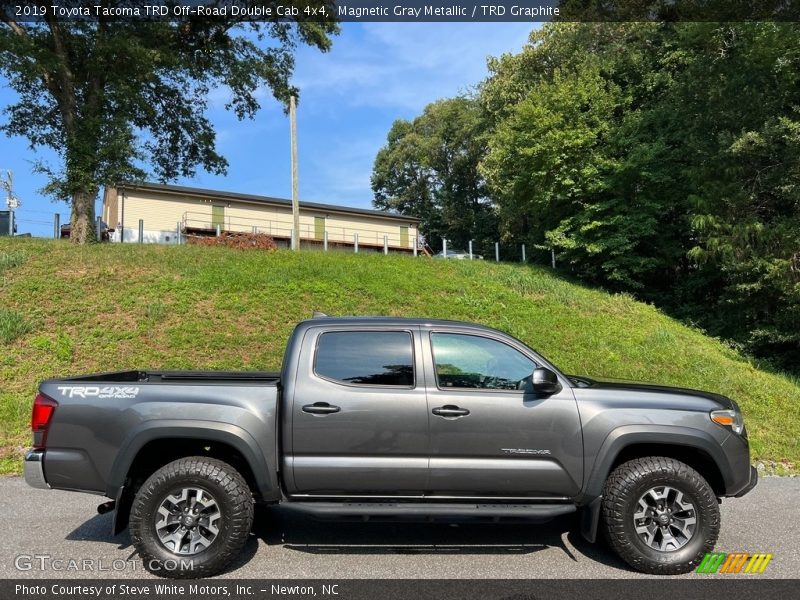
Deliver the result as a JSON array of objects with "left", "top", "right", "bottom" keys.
[{"left": 57, "top": 369, "right": 281, "bottom": 384}]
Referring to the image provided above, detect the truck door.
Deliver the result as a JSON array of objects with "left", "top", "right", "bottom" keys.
[
  {"left": 422, "top": 328, "right": 583, "bottom": 498},
  {"left": 287, "top": 327, "right": 429, "bottom": 496}
]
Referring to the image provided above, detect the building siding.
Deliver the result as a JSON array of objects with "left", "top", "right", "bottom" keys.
[{"left": 106, "top": 187, "right": 418, "bottom": 249}]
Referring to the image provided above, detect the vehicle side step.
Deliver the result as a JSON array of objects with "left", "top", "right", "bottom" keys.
[{"left": 281, "top": 502, "right": 576, "bottom": 523}]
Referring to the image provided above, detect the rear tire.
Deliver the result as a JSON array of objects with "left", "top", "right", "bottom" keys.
[
  {"left": 129, "top": 457, "right": 254, "bottom": 578},
  {"left": 602, "top": 456, "right": 719, "bottom": 574}
]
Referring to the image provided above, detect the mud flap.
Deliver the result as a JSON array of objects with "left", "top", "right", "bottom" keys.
[
  {"left": 112, "top": 485, "right": 133, "bottom": 535},
  {"left": 580, "top": 496, "right": 603, "bottom": 543}
]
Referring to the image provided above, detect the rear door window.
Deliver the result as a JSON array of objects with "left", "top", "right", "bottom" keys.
[{"left": 315, "top": 331, "right": 414, "bottom": 387}]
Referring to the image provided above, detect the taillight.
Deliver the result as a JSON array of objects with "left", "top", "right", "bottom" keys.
[{"left": 31, "top": 393, "right": 58, "bottom": 449}]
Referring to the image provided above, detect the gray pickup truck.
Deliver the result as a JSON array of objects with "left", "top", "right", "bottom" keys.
[{"left": 25, "top": 315, "right": 757, "bottom": 578}]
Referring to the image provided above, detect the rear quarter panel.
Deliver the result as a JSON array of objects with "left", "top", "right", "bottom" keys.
[{"left": 39, "top": 380, "right": 279, "bottom": 500}]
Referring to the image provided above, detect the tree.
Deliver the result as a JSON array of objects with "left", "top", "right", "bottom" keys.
[
  {"left": 481, "top": 25, "right": 689, "bottom": 289},
  {"left": 371, "top": 22, "right": 800, "bottom": 371},
  {"left": 0, "top": 3, "right": 337, "bottom": 242},
  {"left": 672, "top": 23, "right": 800, "bottom": 371},
  {"left": 480, "top": 21, "right": 800, "bottom": 370},
  {"left": 372, "top": 97, "right": 497, "bottom": 254}
]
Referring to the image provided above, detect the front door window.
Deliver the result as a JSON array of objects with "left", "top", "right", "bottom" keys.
[{"left": 431, "top": 333, "right": 535, "bottom": 391}]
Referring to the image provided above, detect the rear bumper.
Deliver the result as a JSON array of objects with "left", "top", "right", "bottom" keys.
[
  {"left": 734, "top": 465, "right": 758, "bottom": 498},
  {"left": 24, "top": 449, "right": 49, "bottom": 490}
]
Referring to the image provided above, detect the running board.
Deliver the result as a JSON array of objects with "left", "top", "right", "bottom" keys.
[{"left": 282, "top": 502, "right": 576, "bottom": 522}]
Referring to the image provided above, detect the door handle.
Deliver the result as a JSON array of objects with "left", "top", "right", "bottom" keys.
[
  {"left": 432, "top": 405, "right": 470, "bottom": 417},
  {"left": 302, "top": 402, "right": 341, "bottom": 415}
]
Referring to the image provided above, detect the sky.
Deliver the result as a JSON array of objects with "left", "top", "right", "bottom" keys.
[{"left": 0, "top": 22, "right": 536, "bottom": 237}]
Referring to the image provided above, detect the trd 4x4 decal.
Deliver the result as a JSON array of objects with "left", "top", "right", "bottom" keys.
[{"left": 57, "top": 386, "right": 139, "bottom": 399}]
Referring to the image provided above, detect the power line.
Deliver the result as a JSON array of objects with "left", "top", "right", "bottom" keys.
[
  {"left": 16, "top": 208, "right": 62, "bottom": 215},
  {"left": 15, "top": 219, "right": 52, "bottom": 226}
]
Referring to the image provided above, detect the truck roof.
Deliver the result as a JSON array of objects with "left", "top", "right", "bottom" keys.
[{"left": 301, "top": 315, "right": 506, "bottom": 332}]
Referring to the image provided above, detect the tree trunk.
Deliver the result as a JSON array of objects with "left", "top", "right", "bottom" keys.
[{"left": 70, "top": 188, "right": 97, "bottom": 244}]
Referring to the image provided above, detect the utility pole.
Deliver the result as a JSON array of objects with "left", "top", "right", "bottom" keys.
[
  {"left": 290, "top": 95, "right": 300, "bottom": 251},
  {"left": 1, "top": 170, "right": 19, "bottom": 208},
  {"left": 1, "top": 170, "right": 21, "bottom": 236}
]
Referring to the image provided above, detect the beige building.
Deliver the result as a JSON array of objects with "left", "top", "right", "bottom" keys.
[{"left": 101, "top": 182, "right": 420, "bottom": 252}]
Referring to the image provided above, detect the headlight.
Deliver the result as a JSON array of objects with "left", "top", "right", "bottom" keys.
[{"left": 710, "top": 409, "right": 744, "bottom": 435}]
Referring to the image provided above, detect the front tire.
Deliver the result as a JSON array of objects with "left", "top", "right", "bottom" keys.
[
  {"left": 129, "top": 457, "right": 254, "bottom": 578},
  {"left": 602, "top": 456, "right": 719, "bottom": 575}
]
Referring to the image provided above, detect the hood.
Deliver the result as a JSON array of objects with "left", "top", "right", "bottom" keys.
[{"left": 567, "top": 374, "right": 736, "bottom": 410}]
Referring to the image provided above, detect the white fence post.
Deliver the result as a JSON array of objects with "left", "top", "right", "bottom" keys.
[
  {"left": 138, "top": 219, "right": 144, "bottom": 243},
  {"left": 216, "top": 224, "right": 221, "bottom": 237},
  {"left": 384, "top": 235, "right": 388, "bottom": 255},
  {"left": 442, "top": 238, "right": 448, "bottom": 259},
  {"left": 354, "top": 232, "right": 359, "bottom": 253},
  {"left": 177, "top": 222, "right": 182, "bottom": 244},
  {"left": 522, "top": 244, "right": 526, "bottom": 263},
  {"left": 324, "top": 230, "right": 328, "bottom": 252},
  {"left": 495, "top": 242, "right": 500, "bottom": 262},
  {"left": 96, "top": 216, "right": 102, "bottom": 242},
  {"left": 413, "top": 237, "right": 417, "bottom": 257},
  {"left": 468, "top": 240, "right": 473, "bottom": 260},
  {"left": 54, "top": 213, "right": 60, "bottom": 239}
]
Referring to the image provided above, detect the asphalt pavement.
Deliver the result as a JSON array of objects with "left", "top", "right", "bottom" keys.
[{"left": 0, "top": 476, "right": 797, "bottom": 579}]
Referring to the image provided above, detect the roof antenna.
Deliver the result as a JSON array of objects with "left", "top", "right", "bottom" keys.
[{"left": 312, "top": 311, "right": 329, "bottom": 318}]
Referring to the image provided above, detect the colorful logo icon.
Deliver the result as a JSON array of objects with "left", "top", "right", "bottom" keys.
[{"left": 696, "top": 552, "right": 773, "bottom": 574}]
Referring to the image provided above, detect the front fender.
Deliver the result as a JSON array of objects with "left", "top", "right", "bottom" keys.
[
  {"left": 576, "top": 424, "right": 735, "bottom": 544},
  {"left": 577, "top": 424, "right": 732, "bottom": 503}
]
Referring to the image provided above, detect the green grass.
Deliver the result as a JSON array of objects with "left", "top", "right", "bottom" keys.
[
  {"left": 1, "top": 237, "right": 798, "bottom": 475},
  {"left": 0, "top": 249, "right": 26, "bottom": 275},
  {"left": 0, "top": 308, "right": 32, "bottom": 344}
]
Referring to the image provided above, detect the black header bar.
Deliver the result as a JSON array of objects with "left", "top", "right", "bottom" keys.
[
  {"left": 2, "top": 0, "right": 799, "bottom": 23},
  {"left": 3, "top": 579, "right": 800, "bottom": 600}
]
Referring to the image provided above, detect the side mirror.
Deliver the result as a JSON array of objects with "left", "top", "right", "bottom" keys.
[{"left": 532, "top": 367, "right": 561, "bottom": 395}]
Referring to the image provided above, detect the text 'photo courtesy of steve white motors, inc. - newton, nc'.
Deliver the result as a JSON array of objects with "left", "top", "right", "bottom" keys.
[
  {"left": 14, "top": 582, "right": 336, "bottom": 598},
  {"left": 8, "top": 1, "right": 562, "bottom": 21}
]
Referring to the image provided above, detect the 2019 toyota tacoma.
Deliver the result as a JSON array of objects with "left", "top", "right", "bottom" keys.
[{"left": 24, "top": 315, "right": 757, "bottom": 577}]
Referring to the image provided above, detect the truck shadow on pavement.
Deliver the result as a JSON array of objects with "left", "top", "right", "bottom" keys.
[
  {"left": 66, "top": 512, "right": 131, "bottom": 549},
  {"left": 65, "top": 504, "right": 630, "bottom": 575},
  {"left": 244, "top": 505, "right": 629, "bottom": 570}
]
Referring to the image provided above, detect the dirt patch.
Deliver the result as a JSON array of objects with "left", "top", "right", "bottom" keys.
[
  {"left": 0, "top": 445, "right": 24, "bottom": 460},
  {"left": 188, "top": 232, "right": 278, "bottom": 251}
]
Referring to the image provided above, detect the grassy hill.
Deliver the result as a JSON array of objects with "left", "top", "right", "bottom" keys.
[{"left": 1, "top": 238, "right": 798, "bottom": 475}]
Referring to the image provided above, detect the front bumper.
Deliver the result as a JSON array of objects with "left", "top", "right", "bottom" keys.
[
  {"left": 24, "top": 449, "right": 49, "bottom": 489},
  {"left": 734, "top": 465, "right": 758, "bottom": 498}
]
